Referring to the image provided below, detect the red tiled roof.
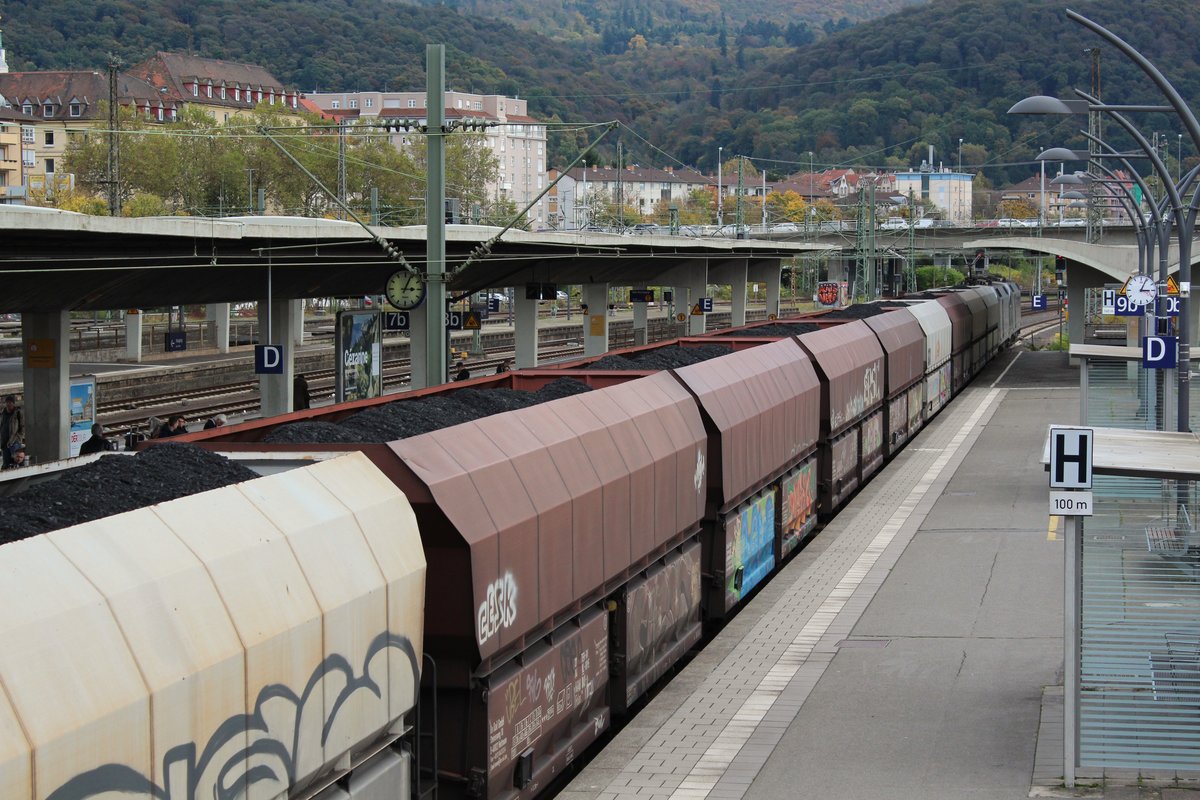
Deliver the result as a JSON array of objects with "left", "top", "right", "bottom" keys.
[
  {"left": 127, "top": 52, "right": 294, "bottom": 110},
  {"left": 0, "top": 71, "right": 173, "bottom": 121}
]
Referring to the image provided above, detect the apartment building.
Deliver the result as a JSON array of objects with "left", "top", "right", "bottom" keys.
[
  {"left": 0, "top": 70, "right": 174, "bottom": 191},
  {"left": 0, "top": 105, "right": 31, "bottom": 203},
  {"left": 894, "top": 167, "right": 973, "bottom": 224},
  {"left": 305, "top": 90, "right": 549, "bottom": 225}
]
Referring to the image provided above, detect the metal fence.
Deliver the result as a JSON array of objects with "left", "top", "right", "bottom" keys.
[{"left": 1076, "top": 348, "right": 1200, "bottom": 772}]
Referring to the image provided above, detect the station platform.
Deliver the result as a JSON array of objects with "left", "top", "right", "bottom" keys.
[{"left": 560, "top": 351, "right": 1197, "bottom": 800}]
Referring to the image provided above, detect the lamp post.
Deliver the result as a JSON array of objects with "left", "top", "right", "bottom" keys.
[
  {"left": 1180, "top": 133, "right": 1185, "bottom": 183},
  {"left": 808, "top": 151, "right": 814, "bottom": 199},
  {"left": 958, "top": 138, "right": 963, "bottom": 171},
  {"left": 717, "top": 146, "right": 723, "bottom": 226}
]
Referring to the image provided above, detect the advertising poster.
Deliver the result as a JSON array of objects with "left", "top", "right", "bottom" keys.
[
  {"left": 335, "top": 310, "right": 382, "bottom": 403},
  {"left": 68, "top": 376, "right": 97, "bottom": 457}
]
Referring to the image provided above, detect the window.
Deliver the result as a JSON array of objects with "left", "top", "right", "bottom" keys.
[
  {"left": 331, "top": 100, "right": 340, "bottom": 109},
  {"left": 407, "top": 99, "right": 416, "bottom": 109},
  {"left": 269, "top": 91, "right": 275, "bottom": 105},
  {"left": 291, "top": 96, "right": 297, "bottom": 109},
  {"left": 21, "top": 127, "right": 33, "bottom": 143},
  {"left": 349, "top": 99, "right": 358, "bottom": 109},
  {"left": 474, "top": 101, "right": 482, "bottom": 110},
  {"left": 69, "top": 103, "right": 82, "bottom": 118},
  {"left": 206, "top": 82, "right": 213, "bottom": 98},
  {"left": 45, "top": 158, "right": 55, "bottom": 174},
  {"left": 170, "top": 109, "right": 177, "bottom": 121},
  {"left": 191, "top": 83, "right": 198, "bottom": 97},
  {"left": 256, "top": 90, "right": 262, "bottom": 102},
  {"left": 22, "top": 149, "right": 34, "bottom": 167},
  {"left": 44, "top": 131, "right": 54, "bottom": 146},
  {"left": 21, "top": 104, "right": 32, "bottom": 116},
  {"left": 235, "top": 88, "right": 241, "bottom": 101},
  {"left": 220, "top": 86, "right": 226, "bottom": 100},
  {"left": 157, "top": 107, "right": 164, "bottom": 121},
  {"left": 43, "top": 103, "right": 54, "bottom": 118},
  {"left": 365, "top": 98, "right": 374, "bottom": 108}
]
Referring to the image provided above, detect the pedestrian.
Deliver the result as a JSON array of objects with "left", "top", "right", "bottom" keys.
[
  {"left": 203, "top": 413, "right": 228, "bottom": 430},
  {"left": 495, "top": 359, "right": 511, "bottom": 374},
  {"left": 454, "top": 361, "right": 471, "bottom": 381},
  {"left": 294, "top": 373, "right": 311, "bottom": 411},
  {"left": 79, "top": 422, "right": 114, "bottom": 455},
  {"left": 155, "top": 414, "right": 189, "bottom": 438},
  {"left": 4, "top": 442, "right": 26, "bottom": 469},
  {"left": 0, "top": 394, "right": 24, "bottom": 470}
]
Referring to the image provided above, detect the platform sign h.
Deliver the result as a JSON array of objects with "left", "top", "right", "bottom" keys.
[{"left": 1049, "top": 427, "right": 1093, "bottom": 489}]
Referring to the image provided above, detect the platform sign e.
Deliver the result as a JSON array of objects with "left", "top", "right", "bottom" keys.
[
  {"left": 1032, "top": 294, "right": 1047, "bottom": 311},
  {"left": 1049, "top": 426, "right": 1093, "bottom": 489}
]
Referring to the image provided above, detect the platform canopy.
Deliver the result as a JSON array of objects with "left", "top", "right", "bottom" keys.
[{"left": 0, "top": 210, "right": 832, "bottom": 312}]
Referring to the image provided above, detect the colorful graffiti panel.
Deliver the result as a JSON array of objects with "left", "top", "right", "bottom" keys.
[{"left": 723, "top": 489, "right": 777, "bottom": 609}]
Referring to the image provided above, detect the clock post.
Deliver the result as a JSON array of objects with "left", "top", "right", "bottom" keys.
[{"left": 413, "top": 44, "right": 449, "bottom": 389}]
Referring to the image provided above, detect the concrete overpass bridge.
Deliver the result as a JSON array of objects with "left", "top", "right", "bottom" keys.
[{"left": 0, "top": 207, "right": 832, "bottom": 463}]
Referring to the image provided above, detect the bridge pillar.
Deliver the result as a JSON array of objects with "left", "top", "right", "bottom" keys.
[
  {"left": 206, "top": 303, "right": 231, "bottom": 353},
  {"left": 748, "top": 259, "right": 782, "bottom": 319},
  {"left": 257, "top": 297, "right": 300, "bottom": 417},
  {"left": 631, "top": 285, "right": 648, "bottom": 346},
  {"left": 710, "top": 260, "right": 749, "bottom": 328},
  {"left": 581, "top": 283, "right": 609, "bottom": 356},
  {"left": 1066, "top": 279, "right": 1085, "bottom": 359},
  {"left": 22, "top": 310, "right": 70, "bottom": 463},
  {"left": 514, "top": 291, "right": 538, "bottom": 369},
  {"left": 124, "top": 310, "right": 143, "bottom": 362}
]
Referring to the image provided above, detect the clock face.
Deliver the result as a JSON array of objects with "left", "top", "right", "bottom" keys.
[
  {"left": 1126, "top": 274, "right": 1158, "bottom": 307},
  {"left": 385, "top": 270, "right": 426, "bottom": 310}
]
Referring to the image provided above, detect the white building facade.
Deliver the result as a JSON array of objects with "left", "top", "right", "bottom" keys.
[
  {"left": 305, "top": 89, "right": 549, "bottom": 225},
  {"left": 894, "top": 168, "right": 973, "bottom": 223}
]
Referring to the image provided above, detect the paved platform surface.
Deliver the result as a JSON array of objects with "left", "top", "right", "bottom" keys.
[{"left": 560, "top": 350, "right": 1200, "bottom": 800}]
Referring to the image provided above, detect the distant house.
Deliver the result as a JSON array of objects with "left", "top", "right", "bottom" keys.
[
  {"left": 895, "top": 167, "right": 973, "bottom": 223},
  {"left": 0, "top": 70, "right": 175, "bottom": 191},
  {"left": 552, "top": 165, "right": 712, "bottom": 228},
  {"left": 127, "top": 52, "right": 301, "bottom": 124}
]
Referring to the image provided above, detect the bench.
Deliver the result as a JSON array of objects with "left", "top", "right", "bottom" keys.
[
  {"left": 1146, "top": 505, "right": 1196, "bottom": 557},
  {"left": 1149, "top": 632, "right": 1200, "bottom": 702}
]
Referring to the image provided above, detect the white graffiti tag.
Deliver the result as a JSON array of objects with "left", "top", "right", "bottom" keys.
[
  {"left": 478, "top": 572, "right": 519, "bottom": 646},
  {"left": 694, "top": 449, "right": 706, "bottom": 494}
]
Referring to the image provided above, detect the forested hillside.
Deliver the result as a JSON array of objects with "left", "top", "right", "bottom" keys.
[{"left": 2, "top": 0, "right": 1198, "bottom": 186}]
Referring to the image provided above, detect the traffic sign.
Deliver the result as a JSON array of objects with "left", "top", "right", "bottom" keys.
[
  {"left": 676, "top": 312, "right": 687, "bottom": 322},
  {"left": 1114, "top": 293, "right": 1141, "bottom": 316},
  {"left": 254, "top": 344, "right": 284, "bottom": 374},
  {"left": 1167, "top": 275, "right": 1180, "bottom": 295},
  {"left": 1049, "top": 426, "right": 1093, "bottom": 489},
  {"left": 445, "top": 311, "right": 464, "bottom": 330},
  {"left": 383, "top": 311, "right": 410, "bottom": 331},
  {"left": 690, "top": 304, "right": 703, "bottom": 316},
  {"left": 1143, "top": 335, "right": 1178, "bottom": 369},
  {"left": 768, "top": 313, "right": 777, "bottom": 321},
  {"left": 463, "top": 311, "right": 482, "bottom": 330},
  {"left": 1102, "top": 289, "right": 1116, "bottom": 315},
  {"left": 1157, "top": 295, "right": 1180, "bottom": 317},
  {"left": 699, "top": 297, "right": 714, "bottom": 313},
  {"left": 1050, "top": 491, "right": 1094, "bottom": 516}
]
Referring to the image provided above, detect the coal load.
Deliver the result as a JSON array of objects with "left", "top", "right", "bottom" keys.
[
  {"left": 586, "top": 343, "right": 732, "bottom": 370},
  {"left": 263, "top": 377, "right": 593, "bottom": 444},
  {"left": 0, "top": 444, "right": 258, "bottom": 543},
  {"left": 820, "top": 304, "right": 889, "bottom": 320},
  {"left": 732, "top": 323, "right": 821, "bottom": 337}
]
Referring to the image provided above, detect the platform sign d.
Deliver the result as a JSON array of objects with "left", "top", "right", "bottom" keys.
[
  {"left": 1143, "top": 335, "right": 1178, "bottom": 369},
  {"left": 255, "top": 344, "right": 284, "bottom": 374},
  {"left": 1049, "top": 426, "right": 1093, "bottom": 489}
]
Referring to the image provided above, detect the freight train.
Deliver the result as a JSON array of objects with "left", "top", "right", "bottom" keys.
[{"left": 0, "top": 281, "right": 1020, "bottom": 800}]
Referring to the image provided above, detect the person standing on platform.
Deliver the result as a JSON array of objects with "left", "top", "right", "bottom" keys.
[
  {"left": 4, "top": 442, "right": 27, "bottom": 469},
  {"left": 0, "top": 394, "right": 24, "bottom": 469},
  {"left": 454, "top": 361, "right": 471, "bottom": 381},
  {"left": 294, "top": 374, "right": 311, "bottom": 411},
  {"left": 495, "top": 359, "right": 511, "bottom": 374},
  {"left": 79, "top": 423, "right": 114, "bottom": 455}
]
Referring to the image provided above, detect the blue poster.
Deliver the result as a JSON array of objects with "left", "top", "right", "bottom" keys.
[{"left": 68, "top": 376, "right": 97, "bottom": 457}]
